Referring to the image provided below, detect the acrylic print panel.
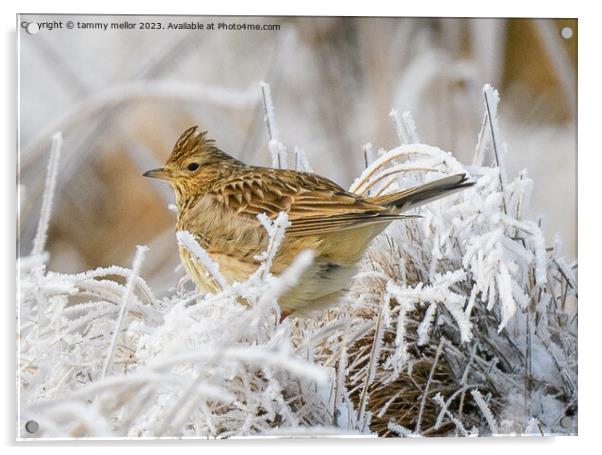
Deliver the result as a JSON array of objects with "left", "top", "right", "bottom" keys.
[{"left": 17, "top": 15, "right": 577, "bottom": 439}]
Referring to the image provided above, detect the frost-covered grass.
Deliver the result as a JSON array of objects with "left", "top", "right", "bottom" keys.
[{"left": 17, "top": 85, "right": 577, "bottom": 439}]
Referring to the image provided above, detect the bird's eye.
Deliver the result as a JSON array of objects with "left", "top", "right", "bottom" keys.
[{"left": 187, "top": 162, "right": 200, "bottom": 172}]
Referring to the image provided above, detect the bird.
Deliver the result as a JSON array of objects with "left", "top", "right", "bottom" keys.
[{"left": 143, "top": 126, "right": 474, "bottom": 320}]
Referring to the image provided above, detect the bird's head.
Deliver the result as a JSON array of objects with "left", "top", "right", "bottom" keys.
[{"left": 143, "top": 126, "right": 241, "bottom": 198}]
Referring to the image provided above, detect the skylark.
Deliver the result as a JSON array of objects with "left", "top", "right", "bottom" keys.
[{"left": 144, "top": 126, "right": 474, "bottom": 318}]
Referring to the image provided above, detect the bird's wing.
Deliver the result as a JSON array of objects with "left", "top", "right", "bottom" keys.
[{"left": 209, "top": 168, "right": 406, "bottom": 236}]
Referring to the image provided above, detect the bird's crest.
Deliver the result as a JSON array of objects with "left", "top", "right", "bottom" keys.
[{"left": 167, "top": 125, "right": 220, "bottom": 164}]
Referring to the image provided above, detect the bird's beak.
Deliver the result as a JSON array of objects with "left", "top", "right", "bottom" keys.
[{"left": 143, "top": 167, "right": 171, "bottom": 181}]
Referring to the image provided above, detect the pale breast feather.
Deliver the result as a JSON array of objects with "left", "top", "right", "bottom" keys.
[{"left": 178, "top": 194, "right": 268, "bottom": 260}]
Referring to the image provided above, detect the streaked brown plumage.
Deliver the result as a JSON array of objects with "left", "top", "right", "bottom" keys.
[{"left": 144, "top": 126, "right": 474, "bottom": 318}]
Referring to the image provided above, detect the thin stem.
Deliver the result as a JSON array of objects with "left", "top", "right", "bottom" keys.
[
  {"left": 483, "top": 88, "right": 508, "bottom": 214},
  {"left": 415, "top": 338, "right": 444, "bottom": 433},
  {"left": 31, "top": 132, "right": 63, "bottom": 256},
  {"left": 101, "top": 245, "right": 148, "bottom": 380}
]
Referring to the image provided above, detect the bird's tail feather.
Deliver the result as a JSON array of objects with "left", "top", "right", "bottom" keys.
[{"left": 368, "top": 173, "right": 475, "bottom": 213}]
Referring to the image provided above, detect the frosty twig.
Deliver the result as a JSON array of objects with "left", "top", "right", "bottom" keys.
[{"left": 31, "top": 132, "right": 63, "bottom": 257}]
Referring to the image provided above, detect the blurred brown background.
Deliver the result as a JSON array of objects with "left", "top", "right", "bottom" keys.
[{"left": 18, "top": 16, "right": 577, "bottom": 292}]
